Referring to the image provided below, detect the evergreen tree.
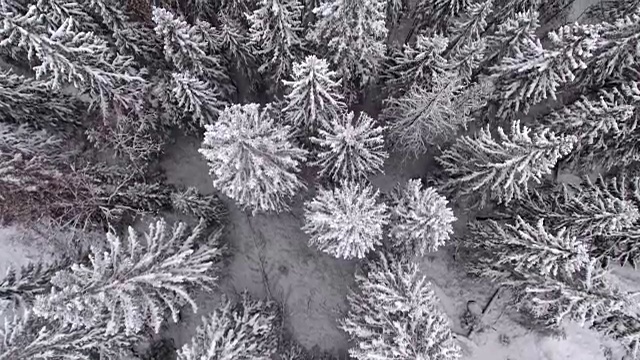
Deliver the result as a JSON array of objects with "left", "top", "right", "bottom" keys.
[
  {"left": 467, "top": 217, "right": 590, "bottom": 278},
  {"left": 170, "top": 71, "right": 226, "bottom": 129},
  {"left": 0, "top": 310, "right": 139, "bottom": 360},
  {"left": 384, "top": 71, "right": 490, "bottom": 157},
  {"left": 444, "top": 0, "right": 493, "bottom": 59},
  {"left": 437, "top": 121, "right": 577, "bottom": 208},
  {"left": 215, "top": 13, "right": 257, "bottom": 74},
  {"left": 539, "top": 94, "right": 636, "bottom": 170},
  {"left": 311, "top": 111, "right": 388, "bottom": 182},
  {"left": 389, "top": 179, "right": 456, "bottom": 256},
  {"left": 177, "top": 293, "right": 279, "bottom": 360},
  {"left": 198, "top": 103, "right": 308, "bottom": 214},
  {"left": 302, "top": 181, "right": 389, "bottom": 259},
  {"left": 282, "top": 55, "right": 346, "bottom": 132},
  {"left": 310, "top": 0, "right": 388, "bottom": 88},
  {"left": 247, "top": 0, "right": 305, "bottom": 82},
  {"left": 490, "top": 23, "right": 600, "bottom": 118},
  {"left": 32, "top": 219, "right": 225, "bottom": 336},
  {"left": 585, "top": 0, "right": 640, "bottom": 22},
  {"left": 593, "top": 312, "right": 640, "bottom": 360},
  {"left": 341, "top": 254, "right": 462, "bottom": 360},
  {"left": 171, "top": 187, "right": 228, "bottom": 225},
  {"left": 383, "top": 33, "right": 449, "bottom": 92}
]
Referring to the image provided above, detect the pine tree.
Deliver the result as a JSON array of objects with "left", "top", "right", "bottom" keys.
[
  {"left": 170, "top": 72, "right": 226, "bottom": 129},
  {"left": 383, "top": 33, "right": 449, "bottom": 92},
  {"left": 247, "top": 0, "right": 305, "bottom": 82},
  {"left": 282, "top": 55, "right": 346, "bottom": 132},
  {"left": 302, "top": 181, "right": 389, "bottom": 259},
  {"left": 152, "top": 7, "right": 232, "bottom": 94},
  {"left": 0, "top": 310, "right": 139, "bottom": 360},
  {"left": 310, "top": 0, "right": 388, "bottom": 88},
  {"left": 341, "top": 254, "right": 462, "bottom": 360},
  {"left": 448, "top": 38, "right": 486, "bottom": 80},
  {"left": 311, "top": 111, "right": 388, "bottom": 182},
  {"left": 0, "top": 7, "right": 144, "bottom": 110},
  {"left": 539, "top": 94, "right": 636, "bottom": 170},
  {"left": 384, "top": 71, "right": 490, "bottom": 157},
  {"left": 437, "top": 121, "right": 577, "bottom": 208},
  {"left": 215, "top": 13, "right": 257, "bottom": 73},
  {"left": 389, "top": 179, "right": 456, "bottom": 256},
  {"left": 171, "top": 187, "right": 228, "bottom": 225},
  {"left": 593, "top": 312, "right": 640, "bottom": 360},
  {"left": 0, "top": 70, "right": 83, "bottom": 129},
  {"left": 467, "top": 217, "right": 590, "bottom": 278},
  {"left": 444, "top": 0, "right": 493, "bottom": 59},
  {"left": 32, "top": 219, "right": 225, "bottom": 336},
  {"left": 585, "top": 0, "right": 640, "bottom": 22},
  {"left": 490, "top": 23, "right": 600, "bottom": 118},
  {"left": 577, "top": 12, "right": 640, "bottom": 86},
  {"left": 177, "top": 293, "right": 279, "bottom": 360},
  {"left": 199, "top": 103, "right": 308, "bottom": 214}
]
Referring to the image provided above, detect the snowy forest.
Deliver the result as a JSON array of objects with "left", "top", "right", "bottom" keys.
[{"left": 0, "top": 0, "right": 639, "bottom": 358}]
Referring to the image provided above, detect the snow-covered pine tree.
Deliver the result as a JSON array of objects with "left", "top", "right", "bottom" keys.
[
  {"left": 311, "top": 111, "right": 387, "bottom": 182},
  {"left": 282, "top": 55, "right": 346, "bottom": 132},
  {"left": 448, "top": 38, "right": 486, "bottom": 80},
  {"left": 389, "top": 179, "right": 456, "bottom": 256},
  {"left": 443, "top": 0, "right": 492, "bottom": 59},
  {"left": 170, "top": 72, "right": 226, "bottom": 129},
  {"left": 585, "top": 0, "right": 640, "bottom": 22},
  {"left": 508, "top": 176, "right": 640, "bottom": 239},
  {"left": 0, "top": 6, "right": 144, "bottom": 111},
  {"left": 0, "top": 70, "right": 83, "bottom": 129},
  {"left": 302, "top": 181, "right": 389, "bottom": 259},
  {"left": 199, "top": 103, "right": 308, "bottom": 214},
  {"left": 32, "top": 219, "right": 225, "bottom": 336},
  {"left": 596, "top": 227, "right": 640, "bottom": 268},
  {"left": 490, "top": 22, "right": 600, "bottom": 118},
  {"left": 171, "top": 186, "right": 228, "bottom": 225},
  {"left": 577, "top": 12, "right": 640, "bottom": 86},
  {"left": 152, "top": 7, "right": 233, "bottom": 95},
  {"left": 467, "top": 217, "right": 590, "bottom": 278},
  {"left": 247, "top": 0, "right": 305, "bottom": 82},
  {"left": 593, "top": 312, "right": 640, "bottom": 359},
  {"left": 310, "top": 0, "right": 388, "bottom": 89},
  {"left": 539, "top": 94, "right": 635, "bottom": 170},
  {"left": 215, "top": 13, "right": 257, "bottom": 74},
  {"left": 384, "top": 71, "right": 490, "bottom": 157},
  {"left": 413, "top": 0, "right": 473, "bottom": 33},
  {"left": 383, "top": 33, "right": 449, "bottom": 92},
  {"left": 437, "top": 121, "right": 577, "bottom": 208},
  {"left": 0, "top": 310, "right": 139, "bottom": 360},
  {"left": 177, "top": 293, "right": 279, "bottom": 360},
  {"left": 480, "top": 10, "right": 540, "bottom": 76},
  {"left": 341, "top": 254, "right": 462, "bottom": 360}
]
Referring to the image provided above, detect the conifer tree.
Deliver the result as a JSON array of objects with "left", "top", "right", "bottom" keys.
[
  {"left": 384, "top": 71, "right": 490, "bottom": 157},
  {"left": 282, "top": 55, "right": 346, "bottom": 132},
  {"left": 311, "top": 111, "right": 388, "bottom": 182},
  {"left": 437, "top": 121, "right": 577, "bottom": 208},
  {"left": 199, "top": 103, "right": 308, "bottom": 214},
  {"left": 215, "top": 13, "right": 257, "bottom": 73},
  {"left": 467, "top": 217, "right": 590, "bottom": 278},
  {"left": 32, "top": 219, "right": 224, "bottom": 336},
  {"left": 444, "top": 0, "right": 493, "bottom": 59},
  {"left": 177, "top": 293, "right": 279, "bottom": 360},
  {"left": 170, "top": 71, "right": 226, "bottom": 128},
  {"left": 310, "top": 0, "right": 388, "bottom": 88},
  {"left": 248, "top": 0, "right": 305, "bottom": 82},
  {"left": 383, "top": 33, "right": 449, "bottom": 92},
  {"left": 585, "top": 0, "right": 640, "bottom": 22},
  {"left": 389, "top": 179, "right": 456, "bottom": 256},
  {"left": 341, "top": 254, "right": 462, "bottom": 360},
  {"left": 0, "top": 310, "right": 139, "bottom": 360},
  {"left": 490, "top": 23, "right": 600, "bottom": 118},
  {"left": 539, "top": 94, "right": 636, "bottom": 170},
  {"left": 302, "top": 181, "right": 389, "bottom": 259},
  {"left": 424, "top": 0, "right": 473, "bottom": 32},
  {"left": 593, "top": 312, "right": 640, "bottom": 360},
  {"left": 171, "top": 187, "right": 228, "bottom": 225}
]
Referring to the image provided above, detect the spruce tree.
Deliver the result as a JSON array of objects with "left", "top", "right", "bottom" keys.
[
  {"left": 171, "top": 187, "right": 228, "bottom": 225},
  {"left": 282, "top": 55, "right": 346, "bottom": 132},
  {"left": 437, "top": 121, "right": 576, "bottom": 208},
  {"left": 199, "top": 103, "right": 308, "bottom": 214},
  {"left": 215, "top": 13, "right": 257, "bottom": 74},
  {"left": 170, "top": 71, "right": 226, "bottom": 129},
  {"left": 585, "top": 0, "right": 640, "bottom": 22},
  {"left": 302, "top": 181, "right": 389, "bottom": 259},
  {"left": 593, "top": 312, "right": 640, "bottom": 360},
  {"left": 177, "top": 293, "right": 279, "bottom": 360},
  {"left": 32, "top": 219, "right": 224, "bottom": 336},
  {"left": 247, "top": 0, "right": 305, "bottom": 82},
  {"left": 310, "top": 0, "right": 388, "bottom": 89},
  {"left": 341, "top": 254, "right": 462, "bottom": 360},
  {"left": 444, "top": 0, "right": 493, "bottom": 59},
  {"left": 311, "top": 111, "right": 388, "bottom": 182},
  {"left": 389, "top": 179, "right": 456, "bottom": 256}
]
